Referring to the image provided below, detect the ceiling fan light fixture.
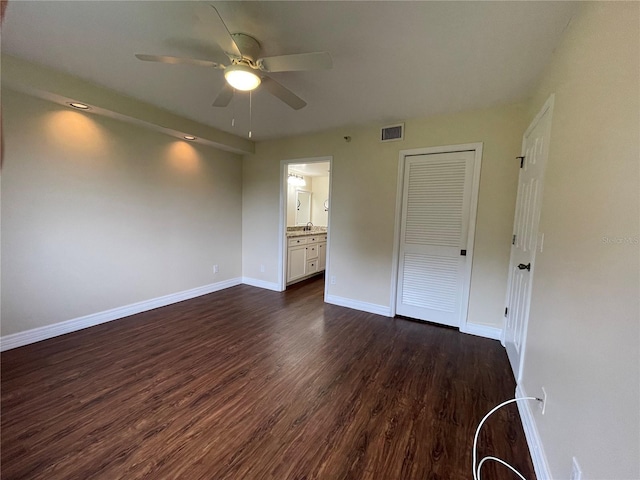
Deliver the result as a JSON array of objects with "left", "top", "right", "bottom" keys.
[{"left": 224, "top": 64, "right": 261, "bottom": 91}]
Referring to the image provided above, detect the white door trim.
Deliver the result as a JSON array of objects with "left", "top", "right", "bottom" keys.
[
  {"left": 278, "top": 156, "right": 333, "bottom": 293},
  {"left": 390, "top": 143, "right": 483, "bottom": 333}
]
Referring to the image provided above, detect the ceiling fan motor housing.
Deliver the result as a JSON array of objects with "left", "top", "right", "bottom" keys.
[{"left": 231, "top": 33, "right": 261, "bottom": 63}]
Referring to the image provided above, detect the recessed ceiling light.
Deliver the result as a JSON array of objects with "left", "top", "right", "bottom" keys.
[
  {"left": 183, "top": 135, "right": 197, "bottom": 141},
  {"left": 68, "top": 102, "right": 90, "bottom": 110}
]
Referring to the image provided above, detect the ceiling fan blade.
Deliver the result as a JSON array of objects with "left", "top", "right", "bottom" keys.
[
  {"left": 261, "top": 77, "right": 307, "bottom": 110},
  {"left": 212, "top": 83, "right": 235, "bottom": 107},
  {"left": 258, "top": 52, "right": 332, "bottom": 73},
  {"left": 135, "top": 54, "right": 224, "bottom": 68},
  {"left": 199, "top": 4, "right": 242, "bottom": 58}
]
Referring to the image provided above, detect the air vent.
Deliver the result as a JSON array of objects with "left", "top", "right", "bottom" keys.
[{"left": 380, "top": 123, "right": 404, "bottom": 142}]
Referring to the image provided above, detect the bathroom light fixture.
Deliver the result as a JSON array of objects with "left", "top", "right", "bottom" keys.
[
  {"left": 288, "top": 174, "right": 306, "bottom": 187},
  {"left": 68, "top": 102, "right": 90, "bottom": 110},
  {"left": 224, "top": 64, "right": 261, "bottom": 91},
  {"left": 183, "top": 135, "right": 197, "bottom": 141}
]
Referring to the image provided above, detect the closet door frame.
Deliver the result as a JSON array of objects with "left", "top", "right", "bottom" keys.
[{"left": 390, "top": 143, "right": 483, "bottom": 333}]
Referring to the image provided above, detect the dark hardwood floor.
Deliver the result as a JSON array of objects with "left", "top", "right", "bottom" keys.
[{"left": 1, "top": 277, "right": 534, "bottom": 479}]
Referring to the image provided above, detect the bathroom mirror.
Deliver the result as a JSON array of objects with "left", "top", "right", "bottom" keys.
[{"left": 295, "top": 190, "right": 311, "bottom": 225}]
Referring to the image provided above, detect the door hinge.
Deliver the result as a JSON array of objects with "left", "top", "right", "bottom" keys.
[
  {"left": 504, "top": 307, "right": 509, "bottom": 317},
  {"left": 516, "top": 156, "right": 525, "bottom": 168},
  {"left": 512, "top": 234, "right": 516, "bottom": 245}
]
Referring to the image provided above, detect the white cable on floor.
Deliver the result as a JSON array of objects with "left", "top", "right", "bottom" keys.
[
  {"left": 477, "top": 456, "right": 528, "bottom": 480},
  {"left": 473, "top": 396, "right": 541, "bottom": 480}
]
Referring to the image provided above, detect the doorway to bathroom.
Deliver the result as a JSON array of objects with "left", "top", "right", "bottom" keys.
[{"left": 279, "top": 156, "right": 332, "bottom": 293}]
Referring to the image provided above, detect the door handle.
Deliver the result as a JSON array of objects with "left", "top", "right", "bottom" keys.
[{"left": 517, "top": 263, "right": 531, "bottom": 271}]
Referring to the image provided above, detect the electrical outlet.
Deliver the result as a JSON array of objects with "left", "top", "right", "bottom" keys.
[
  {"left": 570, "top": 457, "right": 582, "bottom": 480},
  {"left": 260, "top": 264, "right": 265, "bottom": 273},
  {"left": 213, "top": 265, "right": 219, "bottom": 274},
  {"left": 330, "top": 275, "right": 336, "bottom": 285},
  {"left": 539, "top": 387, "right": 547, "bottom": 415}
]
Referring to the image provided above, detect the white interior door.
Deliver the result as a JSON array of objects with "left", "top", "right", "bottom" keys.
[
  {"left": 504, "top": 97, "right": 554, "bottom": 381},
  {"left": 395, "top": 151, "right": 476, "bottom": 327}
]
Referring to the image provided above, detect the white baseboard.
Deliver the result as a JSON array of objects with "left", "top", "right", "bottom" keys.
[
  {"left": 460, "top": 322, "right": 503, "bottom": 341},
  {"left": 516, "top": 384, "right": 552, "bottom": 480},
  {"left": 0, "top": 277, "right": 242, "bottom": 352},
  {"left": 241, "top": 277, "right": 282, "bottom": 292},
  {"left": 325, "top": 294, "right": 392, "bottom": 317}
]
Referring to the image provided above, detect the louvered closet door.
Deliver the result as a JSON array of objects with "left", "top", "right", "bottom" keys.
[{"left": 396, "top": 151, "right": 475, "bottom": 327}]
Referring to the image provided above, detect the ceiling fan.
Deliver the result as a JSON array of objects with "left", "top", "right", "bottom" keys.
[{"left": 135, "top": 4, "right": 332, "bottom": 110}]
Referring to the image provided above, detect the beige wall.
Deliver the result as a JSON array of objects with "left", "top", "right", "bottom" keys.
[
  {"left": 521, "top": 3, "right": 639, "bottom": 479},
  {"left": 1, "top": 89, "right": 243, "bottom": 336},
  {"left": 242, "top": 104, "right": 526, "bottom": 327}
]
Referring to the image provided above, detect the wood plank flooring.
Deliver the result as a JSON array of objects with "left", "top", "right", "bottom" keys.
[{"left": 1, "top": 277, "right": 535, "bottom": 479}]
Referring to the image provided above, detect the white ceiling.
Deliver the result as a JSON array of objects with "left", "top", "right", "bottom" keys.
[{"left": 1, "top": 1, "right": 578, "bottom": 142}]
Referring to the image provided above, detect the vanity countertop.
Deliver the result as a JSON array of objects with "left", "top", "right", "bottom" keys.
[{"left": 286, "top": 229, "right": 328, "bottom": 238}]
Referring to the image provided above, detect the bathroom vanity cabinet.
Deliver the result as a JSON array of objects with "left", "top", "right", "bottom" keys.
[{"left": 287, "top": 233, "right": 327, "bottom": 284}]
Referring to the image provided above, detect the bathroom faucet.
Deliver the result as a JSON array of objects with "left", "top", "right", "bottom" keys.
[{"left": 305, "top": 222, "right": 313, "bottom": 231}]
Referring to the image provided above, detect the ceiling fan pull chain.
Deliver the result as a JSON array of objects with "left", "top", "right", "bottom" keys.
[
  {"left": 248, "top": 90, "right": 252, "bottom": 139},
  {"left": 232, "top": 89, "right": 236, "bottom": 127}
]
